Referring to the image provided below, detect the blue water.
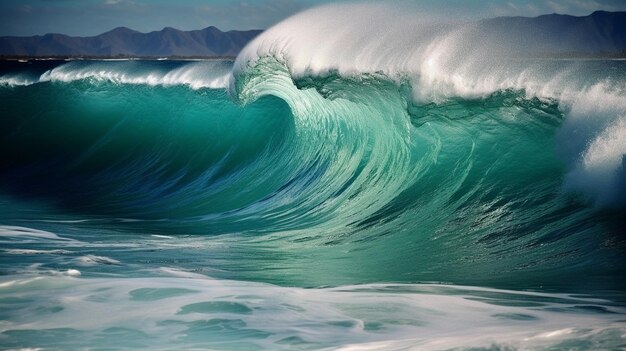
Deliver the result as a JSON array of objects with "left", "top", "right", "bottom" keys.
[{"left": 1, "top": 5, "right": 626, "bottom": 350}]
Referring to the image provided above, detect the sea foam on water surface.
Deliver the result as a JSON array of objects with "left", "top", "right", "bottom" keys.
[{"left": 1, "top": 273, "right": 625, "bottom": 350}]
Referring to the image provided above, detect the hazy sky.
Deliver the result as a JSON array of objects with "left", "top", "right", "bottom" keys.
[{"left": 1, "top": 0, "right": 625, "bottom": 36}]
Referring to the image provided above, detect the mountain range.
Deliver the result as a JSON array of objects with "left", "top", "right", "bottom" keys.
[
  {"left": 479, "top": 11, "right": 626, "bottom": 56},
  {"left": 0, "top": 26, "right": 262, "bottom": 58},
  {"left": 0, "top": 11, "right": 625, "bottom": 58}
]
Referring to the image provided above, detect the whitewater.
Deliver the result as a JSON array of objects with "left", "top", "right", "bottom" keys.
[{"left": 1, "top": 3, "right": 625, "bottom": 350}]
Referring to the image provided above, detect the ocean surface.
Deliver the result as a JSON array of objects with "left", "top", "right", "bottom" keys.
[{"left": 1, "top": 5, "right": 626, "bottom": 350}]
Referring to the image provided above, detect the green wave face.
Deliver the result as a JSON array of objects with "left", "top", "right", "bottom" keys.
[
  {"left": 230, "top": 57, "right": 624, "bottom": 288},
  {"left": 1, "top": 59, "right": 624, "bottom": 290}
]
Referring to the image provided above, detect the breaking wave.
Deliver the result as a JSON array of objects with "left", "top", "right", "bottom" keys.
[{"left": 0, "top": 2, "right": 624, "bottom": 287}]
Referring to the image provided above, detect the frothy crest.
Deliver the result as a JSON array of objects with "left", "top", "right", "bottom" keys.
[{"left": 1, "top": 60, "right": 231, "bottom": 89}]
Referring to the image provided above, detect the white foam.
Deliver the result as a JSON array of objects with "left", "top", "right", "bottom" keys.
[
  {"left": 38, "top": 61, "right": 231, "bottom": 89},
  {"left": 563, "top": 116, "right": 626, "bottom": 206},
  {"left": 0, "top": 75, "right": 36, "bottom": 87},
  {"left": 0, "top": 276, "right": 623, "bottom": 350},
  {"left": 154, "top": 267, "right": 210, "bottom": 279},
  {"left": 73, "top": 255, "right": 121, "bottom": 266},
  {"left": 65, "top": 269, "right": 81, "bottom": 277},
  {"left": 552, "top": 83, "right": 626, "bottom": 207},
  {"left": 0, "top": 225, "right": 73, "bottom": 242},
  {"left": 233, "top": 4, "right": 620, "bottom": 102}
]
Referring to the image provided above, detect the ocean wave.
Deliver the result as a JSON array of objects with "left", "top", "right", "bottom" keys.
[
  {"left": 0, "top": 4, "right": 624, "bottom": 288},
  {"left": 232, "top": 3, "right": 626, "bottom": 207},
  {"left": 1, "top": 60, "right": 232, "bottom": 89},
  {"left": 0, "top": 74, "right": 38, "bottom": 86},
  {"left": 1, "top": 5, "right": 626, "bottom": 349}
]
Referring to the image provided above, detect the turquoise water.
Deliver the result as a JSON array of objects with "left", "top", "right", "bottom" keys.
[{"left": 1, "top": 7, "right": 626, "bottom": 349}]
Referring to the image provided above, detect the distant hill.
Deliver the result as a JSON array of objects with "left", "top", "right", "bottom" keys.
[
  {"left": 478, "top": 11, "right": 626, "bottom": 57},
  {"left": 0, "top": 26, "right": 262, "bottom": 58},
  {"left": 1, "top": 11, "right": 624, "bottom": 58}
]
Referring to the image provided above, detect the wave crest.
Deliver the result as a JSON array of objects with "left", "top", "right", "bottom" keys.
[{"left": 1, "top": 60, "right": 232, "bottom": 89}]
